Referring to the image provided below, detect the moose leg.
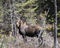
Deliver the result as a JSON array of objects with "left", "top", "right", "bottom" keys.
[
  {"left": 38, "top": 30, "right": 43, "bottom": 47},
  {"left": 38, "top": 36, "right": 43, "bottom": 46},
  {"left": 22, "top": 33, "right": 27, "bottom": 42}
]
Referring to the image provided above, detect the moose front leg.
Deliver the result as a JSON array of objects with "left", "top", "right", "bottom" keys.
[{"left": 22, "top": 34, "right": 27, "bottom": 43}]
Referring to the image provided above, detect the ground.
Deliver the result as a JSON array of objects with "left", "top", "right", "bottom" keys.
[{"left": 0, "top": 32, "right": 60, "bottom": 48}]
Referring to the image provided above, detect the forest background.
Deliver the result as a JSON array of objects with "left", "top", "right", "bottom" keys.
[{"left": 0, "top": 0, "right": 60, "bottom": 48}]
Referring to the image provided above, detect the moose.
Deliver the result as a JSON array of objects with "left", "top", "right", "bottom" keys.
[{"left": 16, "top": 17, "right": 43, "bottom": 46}]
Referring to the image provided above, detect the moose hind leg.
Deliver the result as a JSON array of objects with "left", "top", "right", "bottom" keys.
[
  {"left": 38, "top": 36, "right": 43, "bottom": 46},
  {"left": 38, "top": 31, "right": 43, "bottom": 47}
]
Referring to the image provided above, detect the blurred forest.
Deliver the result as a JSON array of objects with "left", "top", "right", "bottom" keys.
[{"left": 0, "top": 0, "right": 60, "bottom": 48}]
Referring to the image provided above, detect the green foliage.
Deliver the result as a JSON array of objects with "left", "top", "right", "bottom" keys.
[
  {"left": 15, "top": 0, "right": 38, "bottom": 24},
  {"left": 0, "top": 0, "right": 60, "bottom": 36},
  {"left": 57, "top": 11, "right": 60, "bottom": 36}
]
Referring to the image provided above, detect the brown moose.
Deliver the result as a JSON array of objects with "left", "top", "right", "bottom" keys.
[{"left": 16, "top": 18, "right": 43, "bottom": 46}]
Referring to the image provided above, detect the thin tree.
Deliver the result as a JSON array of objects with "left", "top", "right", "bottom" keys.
[
  {"left": 54, "top": 0, "right": 58, "bottom": 48},
  {"left": 9, "top": 0, "right": 17, "bottom": 36}
]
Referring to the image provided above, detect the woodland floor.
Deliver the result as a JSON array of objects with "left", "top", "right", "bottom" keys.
[{"left": 0, "top": 32, "right": 60, "bottom": 48}]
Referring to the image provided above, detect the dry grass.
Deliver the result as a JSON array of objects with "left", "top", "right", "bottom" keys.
[{"left": 0, "top": 32, "right": 58, "bottom": 48}]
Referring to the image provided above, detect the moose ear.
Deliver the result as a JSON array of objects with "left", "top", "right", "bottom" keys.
[{"left": 16, "top": 20, "right": 20, "bottom": 28}]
